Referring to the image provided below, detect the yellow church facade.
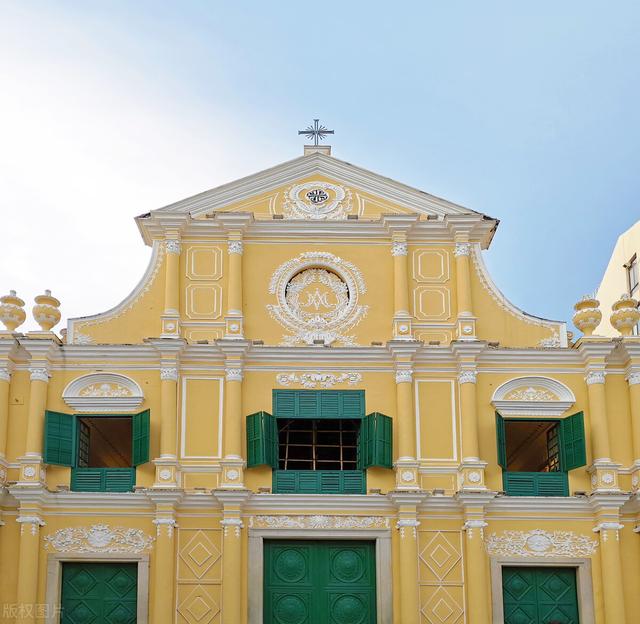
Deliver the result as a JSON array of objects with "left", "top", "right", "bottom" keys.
[{"left": 1, "top": 145, "right": 640, "bottom": 624}]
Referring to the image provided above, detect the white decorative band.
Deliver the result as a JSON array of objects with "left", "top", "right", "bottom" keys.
[
  {"left": 593, "top": 522, "right": 623, "bottom": 532},
  {"left": 391, "top": 241, "right": 408, "bottom": 257},
  {"left": 165, "top": 239, "right": 181, "bottom": 254},
  {"left": 454, "top": 242, "right": 471, "bottom": 257},
  {"left": 29, "top": 367, "right": 50, "bottom": 382},
  {"left": 0, "top": 367, "right": 11, "bottom": 382},
  {"left": 160, "top": 367, "right": 179, "bottom": 381},
  {"left": 228, "top": 240, "right": 244, "bottom": 255},
  {"left": 226, "top": 368, "right": 244, "bottom": 382},
  {"left": 627, "top": 372, "right": 640, "bottom": 386},
  {"left": 463, "top": 520, "right": 488, "bottom": 530},
  {"left": 396, "top": 519, "right": 420, "bottom": 528},
  {"left": 585, "top": 371, "right": 606, "bottom": 385},
  {"left": 277, "top": 372, "right": 362, "bottom": 388},
  {"left": 16, "top": 515, "right": 45, "bottom": 527},
  {"left": 458, "top": 370, "right": 477, "bottom": 384},
  {"left": 220, "top": 518, "right": 244, "bottom": 528},
  {"left": 395, "top": 369, "right": 413, "bottom": 384}
]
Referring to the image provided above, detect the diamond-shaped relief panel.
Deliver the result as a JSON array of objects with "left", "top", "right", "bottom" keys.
[
  {"left": 178, "top": 530, "right": 222, "bottom": 581},
  {"left": 177, "top": 585, "right": 221, "bottom": 624},
  {"left": 105, "top": 569, "right": 136, "bottom": 596},
  {"left": 418, "top": 532, "right": 462, "bottom": 583},
  {"left": 67, "top": 601, "right": 99, "bottom": 624},
  {"left": 68, "top": 570, "right": 98, "bottom": 596},
  {"left": 420, "top": 586, "right": 464, "bottom": 624}
]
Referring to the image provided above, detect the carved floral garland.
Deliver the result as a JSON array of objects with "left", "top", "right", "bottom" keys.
[
  {"left": 44, "top": 524, "right": 154, "bottom": 553},
  {"left": 485, "top": 529, "right": 597, "bottom": 558},
  {"left": 250, "top": 515, "right": 390, "bottom": 530},
  {"left": 276, "top": 372, "right": 362, "bottom": 388}
]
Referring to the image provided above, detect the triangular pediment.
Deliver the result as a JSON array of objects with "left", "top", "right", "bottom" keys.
[{"left": 153, "top": 152, "right": 481, "bottom": 220}]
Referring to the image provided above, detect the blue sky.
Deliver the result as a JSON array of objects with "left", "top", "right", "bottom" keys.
[{"left": 1, "top": 1, "right": 639, "bottom": 331}]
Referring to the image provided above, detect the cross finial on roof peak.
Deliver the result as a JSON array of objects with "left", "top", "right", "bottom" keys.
[{"left": 298, "top": 119, "right": 334, "bottom": 155}]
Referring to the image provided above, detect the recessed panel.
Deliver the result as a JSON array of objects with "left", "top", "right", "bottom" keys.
[
  {"left": 186, "top": 284, "right": 222, "bottom": 319},
  {"left": 413, "top": 286, "right": 451, "bottom": 320},
  {"left": 413, "top": 250, "right": 449, "bottom": 283},
  {"left": 186, "top": 247, "right": 223, "bottom": 281}
]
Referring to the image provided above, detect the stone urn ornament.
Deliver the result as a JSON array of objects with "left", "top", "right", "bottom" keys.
[
  {"left": 572, "top": 295, "right": 601, "bottom": 337},
  {"left": 32, "top": 290, "right": 61, "bottom": 331},
  {"left": 0, "top": 290, "right": 26, "bottom": 331},
  {"left": 610, "top": 294, "right": 640, "bottom": 336}
]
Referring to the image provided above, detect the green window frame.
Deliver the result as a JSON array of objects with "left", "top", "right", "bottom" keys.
[
  {"left": 495, "top": 411, "right": 586, "bottom": 497},
  {"left": 247, "top": 390, "right": 392, "bottom": 494},
  {"left": 43, "top": 410, "right": 150, "bottom": 492}
]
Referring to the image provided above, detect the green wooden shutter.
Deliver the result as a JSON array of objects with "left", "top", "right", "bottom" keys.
[
  {"left": 246, "top": 411, "right": 278, "bottom": 468},
  {"left": 44, "top": 411, "right": 77, "bottom": 467},
  {"left": 495, "top": 412, "right": 507, "bottom": 469},
  {"left": 340, "top": 391, "right": 365, "bottom": 419},
  {"left": 273, "top": 389, "right": 365, "bottom": 419},
  {"left": 560, "top": 411, "right": 587, "bottom": 471},
  {"left": 358, "top": 412, "right": 392, "bottom": 469},
  {"left": 273, "top": 390, "right": 296, "bottom": 418},
  {"left": 132, "top": 410, "right": 150, "bottom": 466}
]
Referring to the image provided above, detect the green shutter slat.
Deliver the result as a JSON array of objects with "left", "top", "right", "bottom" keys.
[
  {"left": 495, "top": 412, "right": 507, "bottom": 469},
  {"left": 359, "top": 413, "right": 392, "bottom": 469},
  {"left": 560, "top": 411, "right": 587, "bottom": 471},
  {"left": 132, "top": 410, "right": 150, "bottom": 466},
  {"left": 273, "top": 470, "right": 365, "bottom": 494},
  {"left": 504, "top": 472, "right": 568, "bottom": 497},
  {"left": 44, "top": 411, "right": 76, "bottom": 467},
  {"left": 71, "top": 468, "right": 135, "bottom": 492},
  {"left": 246, "top": 411, "right": 277, "bottom": 468},
  {"left": 273, "top": 390, "right": 365, "bottom": 419}
]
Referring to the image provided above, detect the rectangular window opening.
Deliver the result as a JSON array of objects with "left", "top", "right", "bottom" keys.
[
  {"left": 77, "top": 416, "right": 132, "bottom": 468},
  {"left": 505, "top": 420, "right": 560, "bottom": 473},
  {"left": 278, "top": 418, "right": 359, "bottom": 471}
]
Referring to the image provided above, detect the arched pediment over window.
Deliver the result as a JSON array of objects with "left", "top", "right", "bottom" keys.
[
  {"left": 63, "top": 373, "right": 144, "bottom": 413},
  {"left": 491, "top": 376, "right": 575, "bottom": 417}
]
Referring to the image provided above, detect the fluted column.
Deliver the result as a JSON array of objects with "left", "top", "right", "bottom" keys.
[
  {"left": 394, "top": 367, "right": 418, "bottom": 489},
  {"left": 220, "top": 365, "right": 244, "bottom": 487},
  {"left": 225, "top": 235, "right": 244, "bottom": 339},
  {"left": 19, "top": 366, "right": 49, "bottom": 485},
  {"left": 453, "top": 241, "right": 476, "bottom": 339},
  {"left": 463, "top": 517, "right": 491, "bottom": 624},
  {"left": 153, "top": 366, "right": 180, "bottom": 487},
  {"left": 595, "top": 521, "right": 627, "bottom": 622},
  {"left": 14, "top": 509, "right": 45, "bottom": 624},
  {"left": 151, "top": 511, "right": 178, "bottom": 623},
  {"left": 396, "top": 505, "right": 420, "bottom": 624},
  {"left": 0, "top": 366, "right": 11, "bottom": 475},
  {"left": 391, "top": 237, "right": 413, "bottom": 340},
  {"left": 161, "top": 238, "right": 181, "bottom": 338},
  {"left": 221, "top": 513, "right": 244, "bottom": 624}
]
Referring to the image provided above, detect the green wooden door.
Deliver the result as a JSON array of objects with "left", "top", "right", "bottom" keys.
[
  {"left": 61, "top": 562, "right": 137, "bottom": 624},
  {"left": 264, "top": 540, "right": 376, "bottom": 624},
  {"left": 502, "top": 566, "right": 579, "bottom": 624}
]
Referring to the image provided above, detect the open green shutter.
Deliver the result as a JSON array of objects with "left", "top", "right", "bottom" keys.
[
  {"left": 246, "top": 411, "right": 278, "bottom": 468},
  {"left": 44, "top": 411, "right": 77, "bottom": 467},
  {"left": 495, "top": 412, "right": 507, "bottom": 469},
  {"left": 358, "top": 412, "right": 392, "bottom": 469},
  {"left": 560, "top": 411, "right": 587, "bottom": 471},
  {"left": 132, "top": 410, "right": 150, "bottom": 466}
]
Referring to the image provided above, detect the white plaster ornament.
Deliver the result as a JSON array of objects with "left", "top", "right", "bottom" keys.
[
  {"left": 485, "top": 530, "right": 598, "bottom": 557},
  {"left": 45, "top": 524, "right": 154, "bottom": 553},
  {"left": 276, "top": 372, "right": 362, "bottom": 388}
]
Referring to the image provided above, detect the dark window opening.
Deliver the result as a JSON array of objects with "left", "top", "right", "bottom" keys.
[
  {"left": 278, "top": 418, "right": 359, "bottom": 471},
  {"left": 505, "top": 420, "right": 560, "bottom": 473},
  {"left": 77, "top": 417, "right": 132, "bottom": 468}
]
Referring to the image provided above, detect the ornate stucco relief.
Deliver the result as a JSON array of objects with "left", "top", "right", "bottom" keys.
[
  {"left": 44, "top": 524, "right": 154, "bottom": 553},
  {"left": 485, "top": 530, "right": 598, "bottom": 558},
  {"left": 282, "top": 181, "right": 353, "bottom": 220},
  {"left": 276, "top": 372, "right": 362, "bottom": 388},
  {"left": 63, "top": 372, "right": 144, "bottom": 412},
  {"left": 250, "top": 515, "right": 390, "bottom": 530},
  {"left": 267, "top": 252, "right": 368, "bottom": 346}
]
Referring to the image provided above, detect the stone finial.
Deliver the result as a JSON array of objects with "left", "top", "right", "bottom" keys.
[
  {"left": 32, "top": 290, "right": 61, "bottom": 331},
  {"left": 610, "top": 293, "right": 640, "bottom": 337},
  {"left": 0, "top": 290, "right": 26, "bottom": 331},
  {"left": 572, "top": 295, "right": 601, "bottom": 337}
]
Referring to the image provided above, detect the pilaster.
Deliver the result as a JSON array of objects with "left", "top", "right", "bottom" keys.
[
  {"left": 161, "top": 236, "right": 182, "bottom": 338},
  {"left": 618, "top": 339, "right": 640, "bottom": 490},
  {"left": 0, "top": 339, "right": 18, "bottom": 484}
]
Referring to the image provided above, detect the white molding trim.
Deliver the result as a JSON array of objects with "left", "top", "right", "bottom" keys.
[
  {"left": 490, "top": 556, "right": 594, "bottom": 624},
  {"left": 491, "top": 376, "right": 576, "bottom": 417},
  {"left": 62, "top": 373, "right": 144, "bottom": 413},
  {"left": 45, "top": 552, "right": 149, "bottom": 624},
  {"left": 248, "top": 528, "right": 392, "bottom": 624},
  {"left": 67, "top": 241, "right": 164, "bottom": 343}
]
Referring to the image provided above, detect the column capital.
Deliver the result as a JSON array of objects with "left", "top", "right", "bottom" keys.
[
  {"left": 160, "top": 367, "right": 179, "bottom": 382},
  {"left": 453, "top": 242, "right": 472, "bottom": 257},
  {"left": 165, "top": 238, "right": 181, "bottom": 255},
  {"left": 227, "top": 240, "right": 244, "bottom": 255},
  {"left": 29, "top": 366, "right": 50, "bottom": 382},
  {"left": 391, "top": 241, "right": 408, "bottom": 256},
  {"left": 627, "top": 372, "right": 640, "bottom": 386},
  {"left": 458, "top": 370, "right": 477, "bottom": 384},
  {"left": 585, "top": 371, "right": 606, "bottom": 385},
  {"left": 225, "top": 367, "right": 243, "bottom": 382},
  {"left": 0, "top": 366, "right": 12, "bottom": 382},
  {"left": 395, "top": 368, "right": 413, "bottom": 384}
]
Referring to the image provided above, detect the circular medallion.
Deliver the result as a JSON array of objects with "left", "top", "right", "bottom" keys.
[
  {"left": 602, "top": 472, "right": 614, "bottom": 484},
  {"left": 331, "top": 550, "right": 364, "bottom": 583},
  {"left": 526, "top": 533, "right": 552, "bottom": 553},
  {"left": 23, "top": 466, "right": 36, "bottom": 478},
  {"left": 401, "top": 471, "right": 414, "bottom": 482},
  {"left": 468, "top": 471, "right": 481, "bottom": 483},
  {"left": 274, "top": 595, "right": 307, "bottom": 624},
  {"left": 159, "top": 469, "right": 172, "bottom": 481},
  {"left": 226, "top": 469, "right": 239, "bottom": 481},
  {"left": 283, "top": 181, "right": 352, "bottom": 220},
  {"left": 274, "top": 549, "right": 307, "bottom": 583},
  {"left": 330, "top": 595, "right": 366, "bottom": 624}
]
